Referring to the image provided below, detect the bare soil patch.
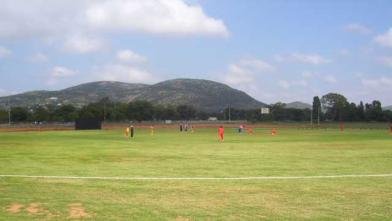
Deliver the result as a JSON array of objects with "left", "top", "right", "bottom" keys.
[
  {"left": 0, "top": 125, "right": 73, "bottom": 132},
  {"left": 175, "top": 216, "right": 191, "bottom": 221},
  {"left": 6, "top": 203, "right": 24, "bottom": 214},
  {"left": 68, "top": 203, "right": 91, "bottom": 219},
  {"left": 26, "top": 203, "right": 45, "bottom": 215},
  {"left": 5, "top": 202, "right": 61, "bottom": 218}
]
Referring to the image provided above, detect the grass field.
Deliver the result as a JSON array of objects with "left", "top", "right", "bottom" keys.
[{"left": 0, "top": 127, "right": 391, "bottom": 220}]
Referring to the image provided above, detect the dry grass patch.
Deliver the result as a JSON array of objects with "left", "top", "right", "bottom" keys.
[
  {"left": 68, "top": 203, "right": 92, "bottom": 219},
  {"left": 6, "top": 203, "right": 23, "bottom": 214}
]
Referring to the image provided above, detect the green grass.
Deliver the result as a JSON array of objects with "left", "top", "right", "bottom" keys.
[{"left": 0, "top": 127, "right": 391, "bottom": 220}]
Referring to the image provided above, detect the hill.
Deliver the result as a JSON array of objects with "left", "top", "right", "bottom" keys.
[
  {"left": 383, "top": 105, "right": 392, "bottom": 111},
  {"left": 136, "top": 79, "right": 264, "bottom": 112},
  {"left": 285, "top": 101, "right": 312, "bottom": 109},
  {"left": 0, "top": 81, "right": 147, "bottom": 108},
  {"left": 0, "top": 79, "right": 266, "bottom": 112}
]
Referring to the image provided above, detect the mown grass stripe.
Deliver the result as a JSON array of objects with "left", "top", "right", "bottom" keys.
[{"left": 0, "top": 174, "right": 391, "bottom": 181}]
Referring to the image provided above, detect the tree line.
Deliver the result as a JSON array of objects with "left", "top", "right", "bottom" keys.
[
  {"left": 0, "top": 93, "right": 391, "bottom": 123},
  {"left": 314, "top": 93, "right": 392, "bottom": 122},
  {"left": 0, "top": 98, "right": 207, "bottom": 123},
  {"left": 216, "top": 93, "right": 392, "bottom": 122}
]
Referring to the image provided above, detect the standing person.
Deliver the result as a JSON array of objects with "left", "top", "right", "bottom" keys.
[
  {"left": 390, "top": 123, "right": 392, "bottom": 134},
  {"left": 180, "top": 124, "right": 183, "bottom": 132},
  {"left": 247, "top": 127, "right": 254, "bottom": 135},
  {"left": 218, "top": 126, "right": 224, "bottom": 142},
  {"left": 130, "top": 125, "right": 134, "bottom": 139},
  {"left": 271, "top": 128, "right": 277, "bottom": 136},
  {"left": 340, "top": 122, "right": 344, "bottom": 132},
  {"left": 125, "top": 126, "right": 130, "bottom": 139},
  {"left": 150, "top": 125, "right": 154, "bottom": 136}
]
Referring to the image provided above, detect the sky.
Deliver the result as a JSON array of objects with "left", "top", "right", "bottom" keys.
[{"left": 0, "top": 0, "right": 392, "bottom": 105}]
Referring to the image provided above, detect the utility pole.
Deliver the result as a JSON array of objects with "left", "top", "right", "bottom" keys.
[
  {"left": 7, "top": 97, "right": 11, "bottom": 125},
  {"left": 310, "top": 108, "right": 313, "bottom": 126},
  {"left": 317, "top": 106, "right": 320, "bottom": 126},
  {"left": 103, "top": 101, "right": 106, "bottom": 122},
  {"left": 8, "top": 108, "right": 11, "bottom": 125},
  {"left": 228, "top": 104, "right": 231, "bottom": 122}
]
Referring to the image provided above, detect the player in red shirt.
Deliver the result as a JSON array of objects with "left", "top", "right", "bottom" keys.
[
  {"left": 271, "top": 128, "right": 277, "bottom": 136},
  {"left": 218, "top": 126, "right": 224, "bottom": 142},
  {"left": 340, "top": 122, "right": 344, "bottom": 132}
]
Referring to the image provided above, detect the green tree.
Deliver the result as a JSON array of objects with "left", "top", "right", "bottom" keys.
[
  {"left": 79, "top": 104, "right": 103, "bottom": 120},
  {"left": 127, "top": 101, "right": 154, "bottom": 121},
  {"left": 176, "top": 105, "right": 196, "bottom": 120},
  {"left": 161, "top": 105, "right": 179, "bottom": 120},
  {"left": 109, "top": 103, "right": 128, "bottom": 121},
  {"left": 383, "top": 110, "right": 392, "bottom": 122},
  {"left": 270, "top": 102, "right": 286, "bottom": 121},
  {"left": 32, "top": 106, "right": 49, "bottom": 122},
  {"left": 96, "top": 97, "right": 111, "bottom": 121},
  {"left": 312, "top": 96, "right": 322, "bottom": 123},
  {"left": 0, "top": 108, "right": 8, "bottom": 123},
  {"left": 365, "top": 100, "right": 383, "bottom": 121},
  {"left": 321, "top": 93, "right": 348, "bottom": 121},
  {"left": 345, "top": 102, "right": 358, "bottom": 121},
  {"left": 195, "top": 111, "right": 209, "bottom": 120},
  {"left": 357, "top": 101, "right": 365, "bottom": 121},
  {"left": 56, "top": 104, "right": 78, "bottom": 122},
  {"left": 11, "top": 107, "right": 30, "bottom": 122}
]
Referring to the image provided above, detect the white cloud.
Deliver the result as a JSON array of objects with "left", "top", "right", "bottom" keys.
[
  {"left": 0, "top": 89, "right": 18, "bottom": 97},
  {"left": 301, "top": 71, "right": 314, "bottom": 78},
  {"left": 224, "top": 58, "right": 275, "bottom": 85},
  {"left": 0, "top": 46, "right": 11, "bottom": 58},
  {"left": 92, "top": 49, "right": 156, "bottom": 83},
  {"left": 0, "top": 1, "right": 81, "bottom": 39},
  {"left": 344, "top": 23, "right": 372, "bottom": 35},
  {"left": 323, "top": 75, "right": 337, "bottom": 83},
  {"left": 85, "top": 0, "right": 228, "bottom": 37},
  {"left": 0, "top": 0, "right": 228, "bottom": 40},
  {"left": 292, "top": 80, "right": 308, "bottom": 87},
  {"left": 302, "top": 72, "right": 339, "bottom": 84},
  {"left": 63, "top": 34, "right": 105, "bottom": 53},
  {"left": 50, "top": 66, "right": 77, "bottom": 77},
  {"left": 361, "top": 76, "right": 392, "bottom": 88},
  {"left": 374, "top": 28, "right": 392, "bottom": 48},
  {"left": 28, "top": 52, "right": 48, "bottom": 63},
  {"left": 338, "top": 49, "right": 350, "bottom": 56},
  {"left": 225, "top": 64, "right": 254, "bottom": 85},
  {"left": 96, "top": 63, "right": 156, "bottom": 83},
  {"left": 290, "top": 53, "right": 331, "bottom": 65},
  {"left": 47, "top": 66, "right": 78, "bottom": 85},
  {"left": 237, "top": 58, "right": 275, "bottom": 72},
  {"left": 277, "top": 79, "right": 307, "bottom": 90},
  {"left": 275, "top": 53, "right": 331, "bottom": 65},
  {"left": 278, "top": 80, "right": 290, "bottom": 89},
  {"left": 358, "top": 76, "right": 392, "bottom": 104},
  {"left": 0, "top": 88, "right": 7, "bottom": 96},
  {"left": 116, "top": 50, "right": 147, "bottom": 63},
  {"left": 379, "top": 56, "right": 392, "bottom": 67}
]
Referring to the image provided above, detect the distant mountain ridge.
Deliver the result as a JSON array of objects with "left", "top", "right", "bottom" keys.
[
  {"left": 383, "top": 105, "right": 392, "bottom": 111},
  {"left": 285, "top": 101, "right": 312, "bottom": 109},
  {"left": 0, "top": 79, "right": 266, "bottom": 112}
]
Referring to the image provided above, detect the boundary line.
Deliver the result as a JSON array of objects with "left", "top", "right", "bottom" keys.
[{"left": 0, "top": 174, "right": 391, "bottom": 181}]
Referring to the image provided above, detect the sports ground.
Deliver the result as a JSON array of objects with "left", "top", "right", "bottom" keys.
[{"left": 0, "top": 125, "right": 391, "bottom": 220}]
